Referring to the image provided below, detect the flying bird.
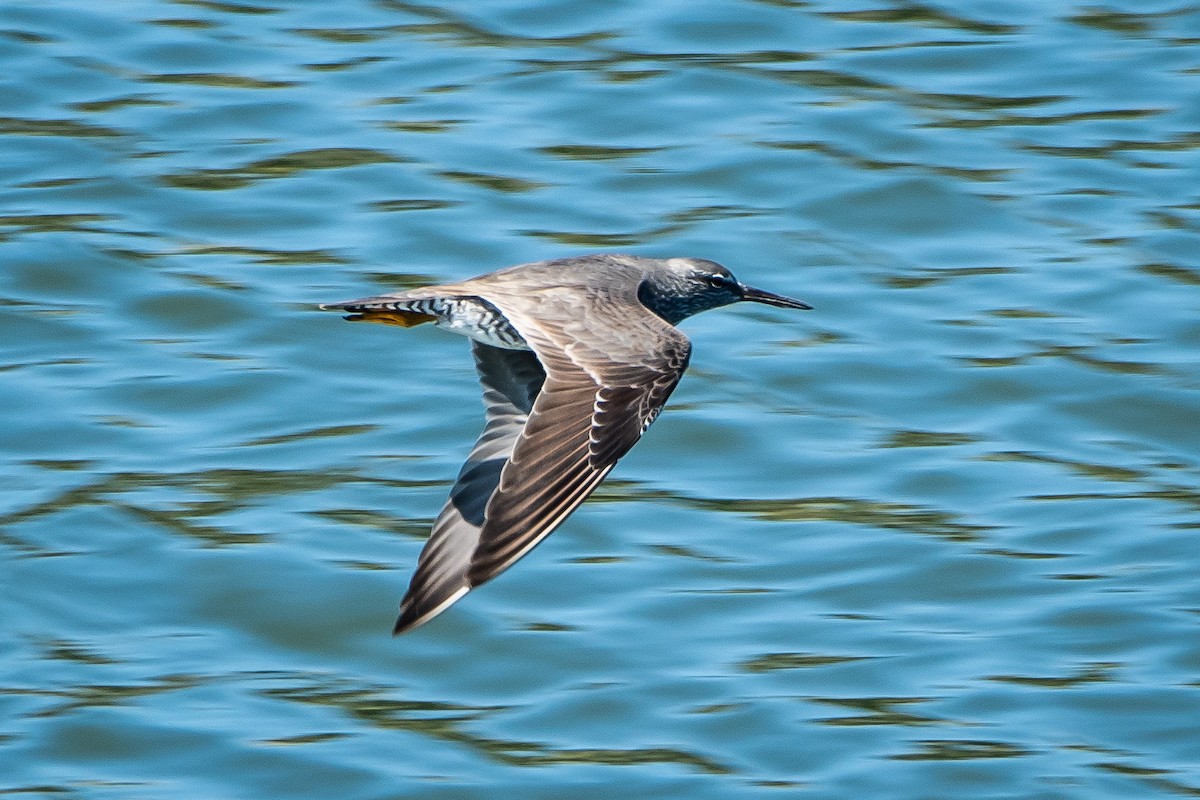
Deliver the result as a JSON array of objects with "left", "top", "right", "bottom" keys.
[{"left": 321, "top": 254, "right": 811, "bottom": 633}]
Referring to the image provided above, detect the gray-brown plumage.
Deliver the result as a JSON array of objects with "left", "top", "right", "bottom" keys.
[{"left": 320, "top": 254, "right": 811, "bottom": 634}]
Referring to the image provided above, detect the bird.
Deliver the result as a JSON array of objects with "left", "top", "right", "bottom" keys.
[{"left": 320, "top": 254, "right": 811, "bottom": 634}]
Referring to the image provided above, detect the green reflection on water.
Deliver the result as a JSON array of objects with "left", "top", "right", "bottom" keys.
[
  {"left": 521, "top": 228, "right": 663, "bottom": 247},
  {"left": 262, "top": 677, "right": 733, "bottom": 774},
  {"left": 930, "top": 108, "right": 1162, "bottom": 130},
  {"left": 176, "top": 244, "right": 350, "bottom": 265},
  {"left": 811, "top": 696, "right": 945, "bottom": 727},
  {"left": 305, "top": 56, "right": 388, "bottom": 73},
  {"left": 646, "top": 544, "right": 737, "bottom": 563},
  {"left": 34, "top": 638, "right": 121, "bottom": 666},
  {"left": 307, "top": 508, "right": 431, "bottom": 540},
  {"left": 1140, "top": 262, "right": 1200, "bottom": 286},
  {"left": 1092, "top": 761, "right": 1200, "bottom": 798},
  {"left": 738, "top": 652, "right": 870, "bottom": 673},
  {"left": 884, "top": 266, "right": 1013, "bottom": 289},
  {"left": 820, "top": 4, "right": 1020, "bottom": 35},
  {"left": 289, "top": 26, "right": 397, "bottom": 44},
  {"left": 259, "top": 731, "right": 352, "bottom": 745},
  {"left": 1066, "top": 7, "right": 1179, "bottom": 36},
  {"left": 162, "top": 148, "right": 403, "bottom": 191},
  {"left": 985, "top": 662, "right": 1119, "bottom": 688},
  {"left": 237, "top": 424, "right": 380, "bottom": 448},
  {"left": 386, "top": 19, "right": 613, "bottom": 50},
  {"left": 758, "top": 139, "right": 1013, "bottom": 182},
  {"left": 435, "top": 171, "right": 549, "bottom": 193},
  {"left": 982, "top": 450, "right": 1200, "bottom": 513},
  {"left": 514, "top": 47, "right": 820, "bottom": 82},
  {"left": 10, "top": 675, "right": 202, "bottom": 719},
  {"left": 880, "top": 430, "right": 980, "bottom": 448},
  {"left": 140, "top": 72, "right": 298, "bottom": 90},
  {"left": 537, "top": 144, "right": 670, "bottom": 161},
  {"left": 890, "top": 739, "right": 1032, "bottom": 761},
  {"left": 382, "top": 119, "right": 466, "bottom": 133},
  {"left": 174, "top": 0, "right": 280, "bottom": 15},
  {"left": 0, "top": 214, "right": 116, "bottom": 236},
  {"left": 0, "top": 116, "right": 125, "bottom": 139},
  {"left": 593, "top": 481, "right": 991, "bottom": 541},
  {"left": 118, "top": 503, "right": 264, "bottom": 547},
  {"left": 370, "top": 199, "right": 459, "bottom": 212},
  {"left": 980, "top": 451, "right": 1147, "bottom": 483},
  {"left": 2, "top": 467, "right": 445, "bottom": 552},
  {"left": 68, "top": 95, "right": 173, "bottom": 113},
  {"left": 151, "top": 17, "right": 218, "bottom": 30},
  {"left": 693, "top": 497, "right": 992, "bottom": 542},
  {"left": 1019, "top": 132, "right": 1200, "bottom": 159},
  {"left": 526, "top": 204, "right": 769, "bottom": 247}
]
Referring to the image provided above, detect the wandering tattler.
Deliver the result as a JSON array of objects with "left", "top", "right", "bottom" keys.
[{"left": 321, "top": 254, "right": 811, "bottom": 634}]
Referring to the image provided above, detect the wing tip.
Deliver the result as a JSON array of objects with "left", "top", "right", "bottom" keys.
[{"left": 392, "top": 585, "right": 470, "bottom": 636}]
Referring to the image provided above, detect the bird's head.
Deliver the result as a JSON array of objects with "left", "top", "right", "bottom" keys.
[{"left": 637, "top": 257, "right": 812, "bottom": 325}]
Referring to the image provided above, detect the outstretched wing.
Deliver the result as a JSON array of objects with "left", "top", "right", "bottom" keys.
[
  {"left": 393, "top": 342, "right": 545, "bottom": 633},
  {"left": 394, "top": 285, "right": 691, "bottom": 633}
]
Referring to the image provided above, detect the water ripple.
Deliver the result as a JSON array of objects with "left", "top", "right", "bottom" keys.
[
  {"left": 261, "top": 677, "right": 733, "bottom": 774},
  {"left": 3, "top": 0, "right": 1199, "bottom": 796},
  {"left": 160, "top": 148, "right": 403, "bottom": 190}
]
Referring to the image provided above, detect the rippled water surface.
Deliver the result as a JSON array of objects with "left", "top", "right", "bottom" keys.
[{"left": 3, "top": 0, "right": 1200, "bottom": 797}]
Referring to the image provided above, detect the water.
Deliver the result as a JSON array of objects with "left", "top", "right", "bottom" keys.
[{"left": 2, "top": 0, "right": 1199, "bottom": 796}]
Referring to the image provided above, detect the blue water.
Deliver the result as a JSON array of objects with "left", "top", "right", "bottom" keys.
[{"left": 2, "top": 1, "right": 1199, "bottom": 797}]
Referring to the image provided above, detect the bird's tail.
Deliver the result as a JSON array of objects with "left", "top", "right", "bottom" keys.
[{"left": 344, "top": 309, "right": 436, "bottom": 328}]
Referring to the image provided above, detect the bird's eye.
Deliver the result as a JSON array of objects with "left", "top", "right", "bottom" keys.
[{"left": 704, "top": 274, "right": 730, "bottom": 288}]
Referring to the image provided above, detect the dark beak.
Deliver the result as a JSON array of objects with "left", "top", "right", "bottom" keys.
[{"left": 739, "top": 284, "right": 813, "bottom": 310}]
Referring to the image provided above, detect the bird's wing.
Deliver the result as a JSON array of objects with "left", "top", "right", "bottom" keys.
[
  {"left": 394, "top": 285, "right": 691, "bottom": 633},
  {"left": 393, "top": 341, "right": 545, "bottom": 633}
]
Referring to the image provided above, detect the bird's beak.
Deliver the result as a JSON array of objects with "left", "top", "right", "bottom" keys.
[{"left": 739, "top": 284, "right": 813, "bottom": 310}]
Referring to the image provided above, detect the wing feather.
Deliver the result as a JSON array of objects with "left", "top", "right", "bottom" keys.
[
  {"left": 392, "top": 281, "right": 691, "bottom": 633},
  {"left": 463, "top": 287, "right": 691, "bottom": 591},
  {"left": 392, "top": 342, "right": 544, "bottom": 633}
]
